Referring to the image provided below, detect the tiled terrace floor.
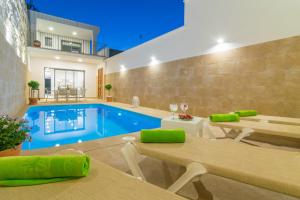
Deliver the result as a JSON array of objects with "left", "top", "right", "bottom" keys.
[{"left": 14, "top": 99, "right": 300, "bottom": 200}]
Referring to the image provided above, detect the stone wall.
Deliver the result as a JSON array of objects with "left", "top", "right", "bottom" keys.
[
  {"left": 0, "top": 0, "right": 28, "bottom": 115},
  {"left": 106, "top": 36, "right": 300, "bottom": 118}
]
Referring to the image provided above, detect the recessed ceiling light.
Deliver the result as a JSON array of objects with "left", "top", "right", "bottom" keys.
[
  {"left": 54, "top": 56, "right": 60, "bottom": 60},
  {"left": 72, "top": 32, "right": 77, "bottom": 36},
  {"left": 78, "top": 58, "right": 83, "bottom": 62},
  {"left": 217, "top": 38, "right": 225, "bottom": 44},
  {"left": 48, "top": 27, "right": 54, "bottom": 31}
]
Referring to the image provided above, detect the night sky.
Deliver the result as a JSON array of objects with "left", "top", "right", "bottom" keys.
[{"left": 29, "top": 0, "right": 184, "bottom": 51}]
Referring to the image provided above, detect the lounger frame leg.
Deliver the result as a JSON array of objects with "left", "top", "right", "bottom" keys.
[
  {"left": 122, "top": 142, "right": 208, "bottom": 194},
  {"left": 234, "top": 128, "right": 254, "bottom": 142},
  {"left": 192, "top": 181, "right": 214, "bottom": 200},
  {"left": 167, "top": 162, "right": 207, "bottom": 193},
  {"left": 220, "top": 127, "right": 228, "bottom": 135},
  {"left": 203, "top": 120, "right": 217, "bottom": 139},
  {"left": 121, "top": 142, "right": 146, "bottom": 181}
]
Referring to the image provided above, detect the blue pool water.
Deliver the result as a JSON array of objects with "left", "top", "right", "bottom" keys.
[{"left": 23, "top": 104, "right": 161, "bottom": 150}]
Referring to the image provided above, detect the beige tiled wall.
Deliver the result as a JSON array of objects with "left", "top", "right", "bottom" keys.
[{"left": 106, "top": 36, "right": 300, "bottom": 118}]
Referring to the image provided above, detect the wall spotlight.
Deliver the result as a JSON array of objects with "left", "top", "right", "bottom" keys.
[{"left": 150, "top": 56, "right": 159, "bottom": 66}]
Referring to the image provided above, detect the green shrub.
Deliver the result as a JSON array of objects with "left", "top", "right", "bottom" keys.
[
  {"left": 105, "top": 84, "right": 112, "bottom": 91},
  {"left": 105, "top": 84, "right": 112, "bottom": 96},
  {"left": 28, "top": 80, "right": 40, "bottom": 90},
  {"left": 0, "top": 115, "right": 31, "bottom": 151}
]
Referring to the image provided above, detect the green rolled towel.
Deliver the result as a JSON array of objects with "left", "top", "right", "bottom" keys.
[
  {"left": 0, "top": 155, "right": 90, "bottom": 187},
  {"left": 210, "top": 113, "right": 240, "bottom": 122},
  {"left": 235, "top": 110, "right": 258, "bottom": 117},
  {"left": 141, "top": 129, "right": 185, "bottom": 143}
]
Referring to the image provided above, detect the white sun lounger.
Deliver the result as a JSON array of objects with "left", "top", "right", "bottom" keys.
[
  {"left": 0, "top": 158, "right": 187, "bottom": 200},
  {"left": 122, "top": 137, "right": 300, "bottom": 199},
  {"left": 209, "top": 120, "right": 300, "bottom": 142},
  {"left": 241, "top": 115, "right": 300, "bottom": 126}
]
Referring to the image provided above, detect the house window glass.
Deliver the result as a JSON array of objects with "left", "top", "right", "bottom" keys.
[
  {"left": 44, "top": 68, "right": 85, "bottom": 98},
  {"left": 45, "top": 37, "right": 52, "bottom": 47},
  {"left": 61, "top": 40, "right": 82, "bottom": 53}
]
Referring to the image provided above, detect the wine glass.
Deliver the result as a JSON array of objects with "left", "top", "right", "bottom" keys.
[
  {"left": 169, "top": 104, "right": 178, "bottom": 120},
  {"left": 180, "top": 103, "right": 189, "bottom": 114}
]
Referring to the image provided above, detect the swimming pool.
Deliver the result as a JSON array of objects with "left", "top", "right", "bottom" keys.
[{"left": 23, "top": 104, "right": 161, "bottom": 150}]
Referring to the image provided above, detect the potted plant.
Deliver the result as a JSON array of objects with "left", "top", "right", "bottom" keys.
[
  {"left": 105, "top": 83, "right": 113, "bottom": 102},
  {"left": 0, "top": 115, "right": 31, "bottom": 157},
  {"left": 28, "top": 80, "right": 40, "bottom": 105},
  {"left": 33, "top": 40, "right": 41, "bottom": 47}
]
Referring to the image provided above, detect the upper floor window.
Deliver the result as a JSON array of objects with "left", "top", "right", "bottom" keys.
[
  {"left": 61, "top": 40, "right": 82, "bottom": 54},
  {"left": 45, "top": 37, "right": 53, "bottom": 47}
]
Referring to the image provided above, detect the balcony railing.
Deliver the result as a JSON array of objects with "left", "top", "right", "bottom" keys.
[{"left": 31, "top": 31, "right": 94, "bottom": 55}]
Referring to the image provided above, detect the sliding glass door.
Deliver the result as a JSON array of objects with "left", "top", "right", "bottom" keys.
[{"left": 44, "top": 68, "right": 85, "bottom": 98}]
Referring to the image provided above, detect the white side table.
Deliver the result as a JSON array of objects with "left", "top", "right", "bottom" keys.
[{"left": 161, "top": 116, "right": 204, "bottom": 137}]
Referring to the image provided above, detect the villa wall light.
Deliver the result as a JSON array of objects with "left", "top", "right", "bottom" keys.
[
  {"left": 217, "top": 38, "right": 225, "bottom": 44},
  {"left": 120, "top": 65, "right": 127, "bottom": 72},
  {"left": 206, "top": 37, "right": 235, "bottom": 53},
  {"left": 150, "top": 56, "right": 160, "bottom": 66}
]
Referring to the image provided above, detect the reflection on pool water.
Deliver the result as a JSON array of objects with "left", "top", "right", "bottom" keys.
[{"left": 23, "top": 104, "right": 161, "bottom": 150}]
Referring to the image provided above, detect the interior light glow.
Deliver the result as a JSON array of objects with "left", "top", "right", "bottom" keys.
[
  {"left": 120, "top": 65, "right": 126, "bottom": 72},
  {"left": 217, "top": 38, "right": 224, "bottom": 44},
  {"left": 150, "top": 56, "right": 160, "bottom": 66}
]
